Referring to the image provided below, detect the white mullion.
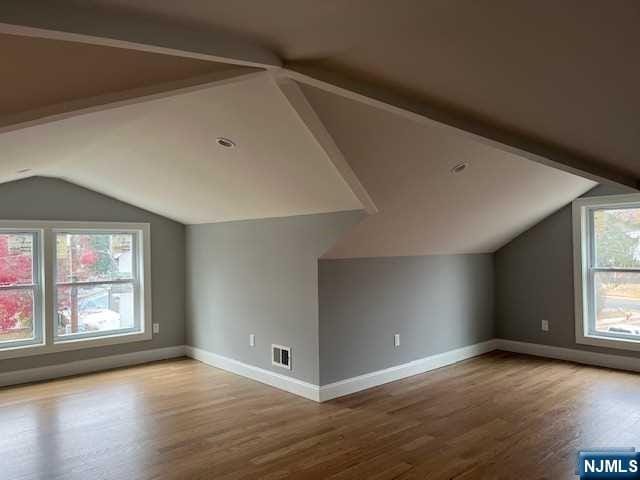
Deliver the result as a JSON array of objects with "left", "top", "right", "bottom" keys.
[
  {"left": 132, "top": 231, "right": 141, "bottom": 331},
  {"left": 56, "top": 279, "right": 134, "bottom": 288},
  {"left": 592, "top": 267, "right": 640, "bottom": 274},
  {"left": 43, "top": 227, "right": 55, "bottom": 347},
  {"left": 0, "top": 284, "right": 37, "bottom": 291}
]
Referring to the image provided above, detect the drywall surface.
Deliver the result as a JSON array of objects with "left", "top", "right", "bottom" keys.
[
  {"left": 186, "top": 210, "right": 364, "bottom": 385},
  {"left": 495, "top": 183, "right": 640, "bottom": 358},
  {"left": 318, "top": 254, "right": 494, "bottom": 384},
  {"left": 0, "top": 176, "right": 185, "bottom": 372}
]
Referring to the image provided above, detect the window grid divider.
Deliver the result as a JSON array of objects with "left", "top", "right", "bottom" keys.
[
  {"left": 573, "top": 193, "right": 640, "bottom": 352},
  {"left": 0, "top": 221, "right": 151, "bottom": 360}
]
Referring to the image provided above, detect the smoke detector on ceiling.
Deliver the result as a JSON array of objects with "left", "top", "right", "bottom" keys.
[{"left": 216, "top": 137, "right": 236, "bottom": 148}]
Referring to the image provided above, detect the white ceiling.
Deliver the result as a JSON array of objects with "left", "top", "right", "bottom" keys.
[
  {"left": 298, "top": 84, "right": 597, "bottom": 258},
  {"left": 0, "top": 2, "right": 635, "bottom": 259},
  {"left": 0, "top": 56, "right": 600, "bottom": 256},
  {"left": 59, "top": 0, "right": 640, "bottom": 183},
  {"left": 0, "top": 73, "right": 363, "bottom": 224}
]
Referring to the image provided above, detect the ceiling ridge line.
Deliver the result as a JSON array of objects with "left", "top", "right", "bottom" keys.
[
  {"left": 0, "top": 0, "right": 281, "bottom": 68},
  {"left": 0, "top": 69, "right": 265, "bottom": 134},
  {"left": 270, "top": 71, "right": 377, "bottom": 216}
]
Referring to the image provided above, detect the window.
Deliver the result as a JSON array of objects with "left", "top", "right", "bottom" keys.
[
  {"left": 573, "top": 194, "right": 640, "bottom": 350},
  {"left": 0, "top": 231, "right": 42, "bottom": 348},
  {"left": 55, "top": 232, "right": 139, "bottom": 341},
  {"left": 0, "top": 222, "right": 150, "bottom": 359}
]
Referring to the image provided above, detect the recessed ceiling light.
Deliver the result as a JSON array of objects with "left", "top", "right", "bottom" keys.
[
  {"left": 216, "top": 137, "right": 236, "bottom": 148},
  {"left": 450, "top": 163, "right": 468, "bottom": 174},
  {"left": 17, "top": 168, "right": 31, "bottom": 174}
]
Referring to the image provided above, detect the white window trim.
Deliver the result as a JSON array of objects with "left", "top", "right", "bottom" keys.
[
  {"left": 0, "top": 221, "right": 152, "bottom": 360},
  {"left": 573, "top": 193, "right": 640, "bottom": 352},
  {"left": 0, "top": 228, "right": 45, "bottom": 350}
]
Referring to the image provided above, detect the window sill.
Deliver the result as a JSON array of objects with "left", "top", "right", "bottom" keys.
[
  {"left": 0, "top": 342, "right": 47, "bottom": 360},
  {"left": 0, "top": 330, "right": 152, "bottom": 360},
  {"left": 577, "top": 333, "right": 640, "bottom": 352}
]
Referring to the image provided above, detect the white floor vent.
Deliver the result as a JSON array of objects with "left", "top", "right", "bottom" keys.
[{"left": 272, "top": 344, "right": 291, "bottom": 370}]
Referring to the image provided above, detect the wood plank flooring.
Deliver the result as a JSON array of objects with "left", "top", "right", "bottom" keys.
[{"left": 1, "top": 351, "right": 640, "bottom": 479}]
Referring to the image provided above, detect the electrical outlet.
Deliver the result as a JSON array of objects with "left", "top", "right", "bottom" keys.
[
  {"left": 153, "top": 323, "right": 160, "bottom": 334},
  {"left": 249, "top": 334, "right": 255, "bottom": 347},
  {"left": 394, "top": 333, "right": 400, "bottom": 347},
  {"left": 541, "top": 319, "right": 549, "bottom": 332}
]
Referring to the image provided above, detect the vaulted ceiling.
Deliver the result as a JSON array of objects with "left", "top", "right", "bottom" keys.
[
  {"left": 0, "top": 73, "right": 363, "bottom": 224},
  {"left": 0, "top": 1, "right": 635, "bottom": 255},
  {"left": 57, "top": 0, "right": 640, "bottom": 184},
  {"left": 0, "top": 33, "right": 242, "bottom": 119},
  {"left": 302, "top": 85, "right": 595, "bottom": 257},
  {"left": 0, "top": 32, "right": 257, "bottom": 128}
]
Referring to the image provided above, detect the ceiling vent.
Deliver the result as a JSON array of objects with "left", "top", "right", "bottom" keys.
[{"left": 272, "top": 344, "right": 291, "bottom": 370}]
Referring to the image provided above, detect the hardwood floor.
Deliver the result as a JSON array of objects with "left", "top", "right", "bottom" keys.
[{"left": 1, "top": 351, "right": 640, "bottom": 479}]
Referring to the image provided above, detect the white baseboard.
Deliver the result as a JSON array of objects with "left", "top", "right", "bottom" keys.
[
  {"left": 5, "top": 338, "right": 636, "bottom": 400},
  {"left": 185, "top": 342, "right": 498, "bottom": 403},
  {"left": 318, "top": 339, "right": 499, "bottom": 402},
  {"left": 495, "top": 339, "right": 640, "bottom": 373},
  {"left": 184, "top": 346, "right": 321, "bottom": 402},
  {"left": 0, "top": 345, "right": 186, "bottom": 388}
]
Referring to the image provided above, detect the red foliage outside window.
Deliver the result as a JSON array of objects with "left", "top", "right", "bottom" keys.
[{"left": 0, "top": 235, "right": 34, "bottom": 332}]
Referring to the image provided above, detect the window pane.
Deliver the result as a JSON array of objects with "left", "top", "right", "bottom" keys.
[
  {"left": 0, "top": 288, "right": 34, "bottom": 343},
  {"left": 56, "top": 233, "right": 134, "bottom": 283},
  {"left": 0, "top": 233, "right": 34, "bottom": 287},
  {"left": 56, "top": 283, "right": 135, "bottom": 337},
  {"left": 594, "top": 208, "right": 640, "bottom": 268},
  {"left": 594, "top": 271, "right": 640, "bottom": 337}
]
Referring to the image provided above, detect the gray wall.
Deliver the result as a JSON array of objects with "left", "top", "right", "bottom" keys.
[
  {"left": 318, "top": 254, "right": 494, "bottom": 385},
  {"left": 495, "top": 183, "right": 640, "bottom": 358},
  {"left": 8, "top": 176, "right": 634, "bottom": 384},
  {"left": 186, "top": 210, "right": 364, "bottom": 385},
  {"left": 0, "top": 176, "right": 185, "bottom": 372}
]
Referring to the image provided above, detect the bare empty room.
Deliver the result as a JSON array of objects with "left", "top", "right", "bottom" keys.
[{"left": 1, "top": 1, "right": 640, "bottom": 479}]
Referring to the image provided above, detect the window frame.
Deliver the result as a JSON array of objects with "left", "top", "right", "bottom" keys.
[
  {"left": 53, "top": 228, "right": 144, "bottom": 343},
  {"left": 573, "top": 193, "right": 640, "bottom": 351},
  {"left": 0, "top": 221, "right": 151, "bottom": 360},
  {"left": 0, "top": 228, "right": 45, "bottom": 350}
]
